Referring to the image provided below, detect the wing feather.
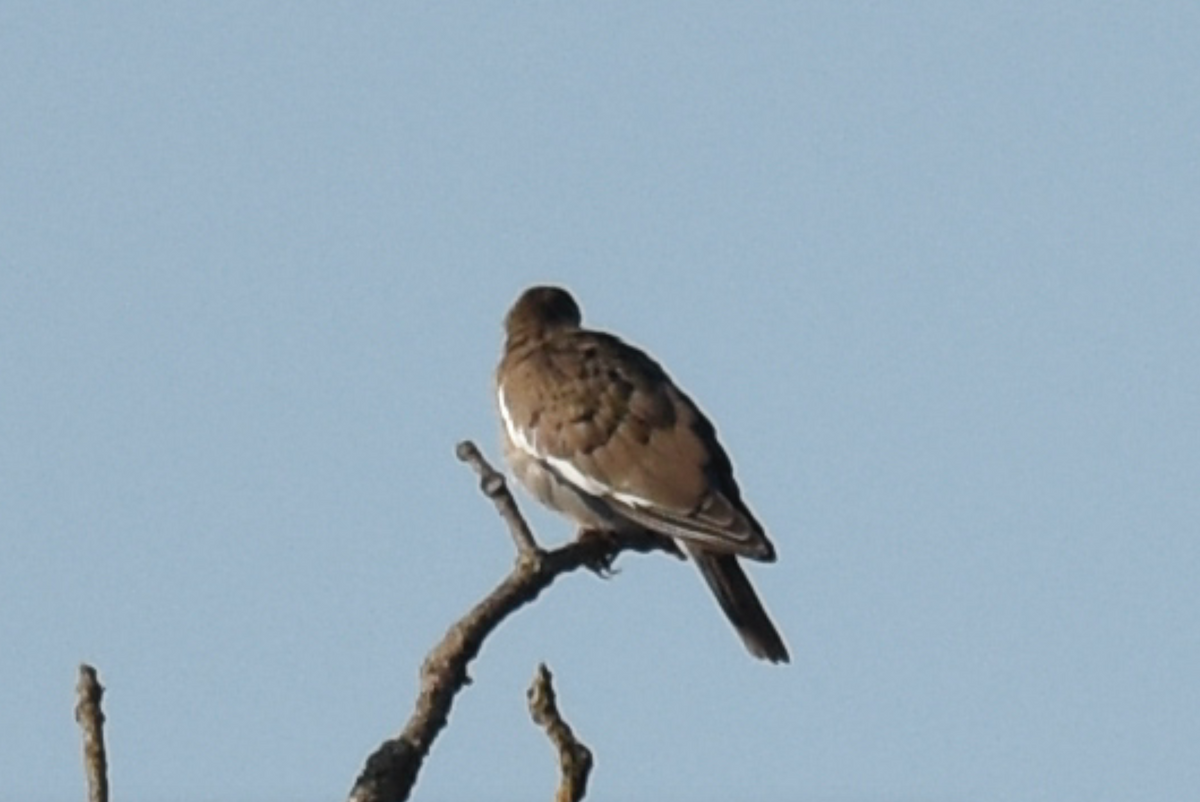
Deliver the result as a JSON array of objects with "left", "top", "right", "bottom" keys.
[{"left": 500, "top": 330, "right": 774, "bottom": 561}]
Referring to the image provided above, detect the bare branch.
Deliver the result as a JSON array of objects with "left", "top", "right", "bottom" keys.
[
  {"left": 528, "top": 663, "right": 593, "bottom": 802},
  {"left": 345, "top": 440, "right": 677, "bottom": 802},
  {"left": 75, "top": 664, "right": 109, "bottom": 802}
]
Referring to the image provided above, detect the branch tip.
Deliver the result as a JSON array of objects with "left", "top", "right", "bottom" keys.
[
  {"left": 527, "top": 663, "right": 593, "bottom": 802},
  {"left": 75, "top": 663, "right": 109, "bottom": 802}
]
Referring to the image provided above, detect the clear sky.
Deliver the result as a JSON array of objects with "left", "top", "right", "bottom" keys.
[{"left": 2, "top": 3, "right": 1198, "bottom": 801}]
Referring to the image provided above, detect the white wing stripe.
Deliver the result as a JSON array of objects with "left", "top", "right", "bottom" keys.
[
  {"left": 542, "top": 454, "right": 612, "bottom": 497},
  {"left": 497, "top": 387, "right": 538, "bottom": 455}
]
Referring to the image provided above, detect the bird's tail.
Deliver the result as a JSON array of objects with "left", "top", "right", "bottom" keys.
[{"left": 685, "top": 544, "right": 790, "bottom": 663}]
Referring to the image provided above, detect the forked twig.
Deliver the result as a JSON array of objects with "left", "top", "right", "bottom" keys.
[{"left": 345, "top": 440, "right": 675, "bottom": 802}]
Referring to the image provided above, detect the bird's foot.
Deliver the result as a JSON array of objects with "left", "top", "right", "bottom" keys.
[{"left": 575, "top": 528, "right": 623, "bottom": 576}]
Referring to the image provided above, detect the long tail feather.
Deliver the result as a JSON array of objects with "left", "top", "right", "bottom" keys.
[{"left": 685, "top": 544, "right": 789, "bottom": 663}]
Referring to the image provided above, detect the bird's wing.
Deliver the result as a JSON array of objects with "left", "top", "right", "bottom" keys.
[{"left": 499, "top": 331, "right": 774, "bottom": 561}]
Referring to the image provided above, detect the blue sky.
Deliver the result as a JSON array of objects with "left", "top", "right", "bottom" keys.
[{"left": 2, "top": 3, "right": 1198, "bottom": 801}]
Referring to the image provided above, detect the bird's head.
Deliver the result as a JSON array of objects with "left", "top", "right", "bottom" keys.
[{"left": 504, "top": 285, "right": 583, "bottom": 343}]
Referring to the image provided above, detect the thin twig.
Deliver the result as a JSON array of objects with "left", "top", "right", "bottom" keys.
[
  {"left": 528, "top": 663, "right": 593, "bottom": 802},
  {"left": 75, "top": 664, "right": 109, "bottom": 802},
  {"left": 345, "top": 440, "right": 677, "bottom": 802},
  {"left": 456, "top": 440, "right": 540, "bottom": 557}
]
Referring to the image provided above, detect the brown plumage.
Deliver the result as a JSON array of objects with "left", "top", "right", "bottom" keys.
[{"left": 496, "top": 285, "right": 789, "bottom": 663}]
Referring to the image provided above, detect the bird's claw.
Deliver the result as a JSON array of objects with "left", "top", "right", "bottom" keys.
[{"left": 576, "top": 528, "right": 623, "bottom": 577}]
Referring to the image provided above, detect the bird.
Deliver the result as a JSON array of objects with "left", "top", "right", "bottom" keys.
[{"left": 495, "top": 285, "right": 789, "bottom": 663}]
